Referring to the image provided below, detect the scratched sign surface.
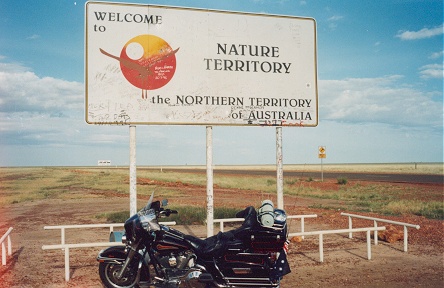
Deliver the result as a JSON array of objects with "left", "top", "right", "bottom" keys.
[{"left": 85, "top": 1, "right": 318, "bottom": 126}]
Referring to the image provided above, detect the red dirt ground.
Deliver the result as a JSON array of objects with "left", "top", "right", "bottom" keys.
[{"left": 0, "top": 177, "right": 442, "bottom": 287}]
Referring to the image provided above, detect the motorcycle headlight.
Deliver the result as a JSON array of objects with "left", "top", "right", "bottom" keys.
[{"left": 139, "top": 209, "right": 160, "bottom": 232}]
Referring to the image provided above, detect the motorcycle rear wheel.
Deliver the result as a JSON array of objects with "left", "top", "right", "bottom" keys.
[{"left": 99, "top": 261, "right": 139, "bottom": 288}]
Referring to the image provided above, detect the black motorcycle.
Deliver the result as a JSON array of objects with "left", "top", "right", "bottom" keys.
[{"left": 97, "top": 193, "right": 291, "bottom": 287}]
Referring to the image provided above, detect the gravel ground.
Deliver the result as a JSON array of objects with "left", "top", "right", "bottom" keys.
[{"left": 0, "top": 177, "right": 442, "bottom": 287}]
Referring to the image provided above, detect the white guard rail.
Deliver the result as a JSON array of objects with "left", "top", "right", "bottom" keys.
[
  {"left": 289, "top": 226, "right": 386, "bottom": 262},
  {"left": 341, "top": 212, "right": 420, "bottom": 252},
  {"left": 214, "top": 214, "right": 317, "bottom": 239},
  {"left": 1, "top": 227, "right": 13, "bottom": 266},
  {"left": 43, "top": 223, "right": 126, "bottom": 245},
  {"left": 42, "top": 222, "right": 176, "bottom": 281}
]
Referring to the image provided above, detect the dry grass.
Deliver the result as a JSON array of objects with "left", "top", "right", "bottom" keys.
[
  {"left": 158, "top": 162, "right": 443, "bottom": 174},
  {"left": 1, "top": 165, "right": 442, "bottom": 219}
]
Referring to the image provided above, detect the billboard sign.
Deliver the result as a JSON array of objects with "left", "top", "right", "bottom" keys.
[{"left": 85, "top": 1, "right": 318, "bottom": 126}]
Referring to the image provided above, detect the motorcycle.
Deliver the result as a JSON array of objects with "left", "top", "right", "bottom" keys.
[{"left": 97, "top": 193, "right": 291, "bottom": 287}]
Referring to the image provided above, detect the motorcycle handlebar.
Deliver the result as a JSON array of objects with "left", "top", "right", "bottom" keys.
[{"left": 159, "top": 209, "right": 178, "bottom": 217}]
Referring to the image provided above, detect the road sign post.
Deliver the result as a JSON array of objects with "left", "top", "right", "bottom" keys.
[{"left": 318, "top": 146, "right": 326, "bottom": 181}]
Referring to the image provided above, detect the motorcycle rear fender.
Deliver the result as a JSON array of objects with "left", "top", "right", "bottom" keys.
[{"left": 97, "top": 245, "right": 127, "bottom": 264}]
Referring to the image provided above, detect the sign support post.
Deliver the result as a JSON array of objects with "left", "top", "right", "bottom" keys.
[
  {"left": 206, "top": 126, "right": 214, "bottom": 237},
  {"left": 318, "top": 146, "right": 326, "bottom": 182},
  {"left": 276, "top": 127, "right": 284, "bottom": 210},
  {"left": 321, "top": 157, "right": 324, "bottom": 182},
  {"left": 129, "top": 126, "right": 137, "bottom": 216}
]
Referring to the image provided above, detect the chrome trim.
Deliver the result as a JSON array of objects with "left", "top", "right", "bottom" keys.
[{"left": 96, "top": 256, "right": 125, "bottom": 264}]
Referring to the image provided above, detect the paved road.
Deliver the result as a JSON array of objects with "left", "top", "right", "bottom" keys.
[{"left": 167, "top": 168, "right": 443, "bottom": 185}]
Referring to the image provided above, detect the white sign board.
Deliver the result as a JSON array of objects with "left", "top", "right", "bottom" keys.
[
  {"left": 85, "top": 1, "right": 318, "bottom": 127},
  {"left": 98, "top": 160, "right": 111, "bottom": 166}
]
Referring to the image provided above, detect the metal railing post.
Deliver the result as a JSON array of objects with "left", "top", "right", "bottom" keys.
[
  {"left": 1, "top": 242, "right": 5, "bottom": 265},
  {"left": 65, "top": 247, "right": 70, "bottom": 281},
  {"left": 404, "top": 225, "right": 408, "bottom": 252},
  {"left": 7, "top": 235, "right": 11, "bottom": 256},
  {"left": 61, "top": 227, "right": 65, "bottom": 245},
  {"left": 348, "top": 216, "right": 353, "bottom": 238},
  {"left": 1, "top": 227, "right": 13, "bottom": 266},
  {"left": 301, "top": 217, "right": 305, "bottom": 239},
  {"left": 366, "top": 230, "right": 372, "bottom": 260},
  {"left": 374, "top": 220, "right": 378, "bottom": 245}
]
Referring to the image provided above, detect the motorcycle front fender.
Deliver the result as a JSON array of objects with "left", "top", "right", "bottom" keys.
[{"left": 97, "top": 245, "right": 127, "bottom": 264}]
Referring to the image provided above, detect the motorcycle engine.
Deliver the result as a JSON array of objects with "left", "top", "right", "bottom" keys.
[
  {"left": 157, "top": 252, "right": 193, "bottom": 269},
  {"left": 155, "top": 252, "right": 209, "bottom": 288}
]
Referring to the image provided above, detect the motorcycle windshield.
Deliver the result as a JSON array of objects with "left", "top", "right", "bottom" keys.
[
  {"left": 137, "top": 191, "right": 154, "bottom": 215},
  {"left": 139, "top": 208, "right": 160, "bottom": 232},
  {"left": 146, "top": 192, "right": 154, "bottom": 210}
]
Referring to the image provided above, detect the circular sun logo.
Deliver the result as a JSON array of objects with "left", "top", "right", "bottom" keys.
[{"left": 100, "top": 34, "right": 179, "bottom": 98}]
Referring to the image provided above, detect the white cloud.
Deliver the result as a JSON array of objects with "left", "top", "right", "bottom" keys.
[
  {"left": 326, "top": 15, "right": 343, "bottom": 30},
  {"left": 429, "top": 50, "right": 444, "bottom": 59},
  {"left": 0, "top": 61, "right": 31, "bottom": 73},
  {"left": 419, "top": 63, "right": 444, "bottom": 79},
  {"left": 396, "top": 24, "right": 444, "bottom": 40},
  {"left": 0, "top": 60, "right": 442, "bottom": 166},
  {"left": 327, "top": 15, "right": 343, "bottom": 21},
  {"left": 0, "top": 61, "right": 87, "bottom": 147},
  {"left": 26, "top": 34, "right": 40, "bottom": 40},
  {"left": 0, "top": 67, "right": 83, "bottom": 114},
  {"left": 320, "top": 76, "right": 443, "bottom": 128}
]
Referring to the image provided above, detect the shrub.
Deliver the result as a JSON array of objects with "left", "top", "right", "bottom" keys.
[
  {"left": 98, "top": 206, "right": 240, "bottom": 225},
  {"left": 266, "top": 179, "right": 276, "bottom": 186},
  {"left": 337, "top": 177, "right": 348, "bottom": 185}
]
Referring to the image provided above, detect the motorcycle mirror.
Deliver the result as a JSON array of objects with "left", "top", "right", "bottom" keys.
[{"left": 161, "top": 199, "right": 168, "bottom": 207}]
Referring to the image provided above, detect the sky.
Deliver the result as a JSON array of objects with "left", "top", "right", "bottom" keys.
[{"left": 0, "top": 0, "right": 442, "bottom": 166}]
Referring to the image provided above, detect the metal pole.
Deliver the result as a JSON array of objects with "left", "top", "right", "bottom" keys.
[
  {"left": 321, "top": 157, "right": 324, "bottom": 182},
  {"left": 276, "top": 127, "right": 284, "bottom": 210},
  {"left": 366, "top": 230, "right": 372, "bottom": 260},
  {"left": 404, "top": 225, "right": 408, "bottom": 252},
  {"left": 206, "top": 126, "right": 214, "bottom": 237},
  {"left": 129, "top": 125, "right": 137, "bottom": 216}
]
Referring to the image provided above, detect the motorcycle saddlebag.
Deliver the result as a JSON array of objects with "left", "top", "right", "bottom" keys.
[{"left": 250, "top": 228, "right": 286, "bottom": 252}]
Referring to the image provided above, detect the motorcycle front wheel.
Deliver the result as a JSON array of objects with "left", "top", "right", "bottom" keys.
[{"left": 99, "top": 261, "right": 139, "bottom": 288}]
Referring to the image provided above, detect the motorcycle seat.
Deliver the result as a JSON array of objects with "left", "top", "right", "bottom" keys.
[
  {"left": 183, "top": 207, "right": 259, "bottom": 258},
  {"left": 184, "top": 231, "right": 234, "bottom": 259},
  {"left": 183, "top": 234, "right": 206, "bottom": 251}
]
